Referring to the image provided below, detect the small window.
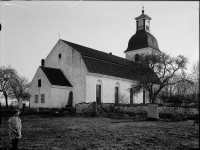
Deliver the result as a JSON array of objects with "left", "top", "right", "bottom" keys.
[
  {"left": 34, "top": 95, "right": 38, "bottom": 103},
  {"left": 41, "top": 94, "right": 45, "bottom": 103},
  {"left": 59, "top": 53, "right": 61, "bottom": 59},
  {"left": 38, "top": 79, "right": 41, "bottom": 87}
]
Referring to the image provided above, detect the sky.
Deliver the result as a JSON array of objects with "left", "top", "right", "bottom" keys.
[{"left": 0, "top": 1, "right": 199, "bottom": 83}]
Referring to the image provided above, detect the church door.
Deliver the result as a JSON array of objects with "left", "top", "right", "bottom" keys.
[{"left": 96, "top": 85, "right": 101, "bottom": 105}]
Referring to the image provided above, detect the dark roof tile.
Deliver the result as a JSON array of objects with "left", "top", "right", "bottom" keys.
[
  {"left": 40, "top": 67, "right": 72, "bottom": 87},
  {"left": 82, "top": 56, "right": 161, "bottom": 84}
]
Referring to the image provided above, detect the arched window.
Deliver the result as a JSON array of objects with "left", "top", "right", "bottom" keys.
[
  {"left": 143, "top": 90, "right": 146, "bottom": 104},
  {"left": 115, "top": 82, "right": 120, "bottom": 104},
  {"left": 96, "top": 80, "right": 103, "bottom": 105},
  {"left": 135, "top": 54, "right": 139, "bottom": 61}
]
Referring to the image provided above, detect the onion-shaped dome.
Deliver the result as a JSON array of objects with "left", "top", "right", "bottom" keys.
[{"left": 125, "top": 30, "right": 160, "bottom": 52}]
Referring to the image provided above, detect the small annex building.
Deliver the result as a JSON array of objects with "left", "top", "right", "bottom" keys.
[{"left": 30, "top": 9, "right": 161, "bottom": 108}]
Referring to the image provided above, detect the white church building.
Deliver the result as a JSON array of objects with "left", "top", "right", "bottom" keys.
[{"left": 30, "top": 9, "right": 161, "bottom": 108}]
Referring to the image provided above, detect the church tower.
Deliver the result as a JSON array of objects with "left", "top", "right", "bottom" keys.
[{"left": 124, "top": 7, "right": 161, "bottom": 61}]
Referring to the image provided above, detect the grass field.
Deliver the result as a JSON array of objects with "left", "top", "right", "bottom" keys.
[{"left": 0, "top": 115, "right": 199, "bottom": 150}]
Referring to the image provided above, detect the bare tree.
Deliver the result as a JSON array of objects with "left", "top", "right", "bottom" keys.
[
  {"left": 118, "top": 93, "right": 129, "bottom": 104},
  {"left": 10, "top": 76, "right": 31, "bottom": 102},
  {"left": 158, "top": 73, "right": 194, "bottom": 103},
  {"left": 0, "top": 66, "right": 17, "bottom": 108},
  {"left": 130, "top": 53, "right": 191, "bottom": 104},
  {"left": 190, "top": 61, "right": 199, "bottom": 102}
]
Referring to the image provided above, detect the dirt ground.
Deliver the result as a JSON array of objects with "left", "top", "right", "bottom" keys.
[{"left": 0, "top": 115, "right": 199, "bottom": 150}]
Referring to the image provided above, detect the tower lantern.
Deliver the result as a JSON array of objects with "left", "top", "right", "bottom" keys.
[{"left": 135, "top": 7, "right": 151, "bottom": 32}]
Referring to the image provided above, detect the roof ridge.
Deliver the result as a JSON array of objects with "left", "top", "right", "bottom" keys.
[
  {"left": 40, "top": 66, "right": 61, "bottom": 70},
  {"left": 61, "top": 39, "right": 105, "bottom": 54},
  {"left": 61, "top": 39, "right": 137, "bottom": 67},
  {"left": 81, "top": 55, "right": 136, "bottom": 69}
]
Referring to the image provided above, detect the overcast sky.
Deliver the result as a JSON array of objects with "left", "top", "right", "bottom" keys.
[{"left": 0, "top": 1, "right": 199, "bottom": 82}]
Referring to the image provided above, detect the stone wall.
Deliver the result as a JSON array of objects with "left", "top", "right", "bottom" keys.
[{"left": 113, "top": 105, "right": 199, "bottom": 116}]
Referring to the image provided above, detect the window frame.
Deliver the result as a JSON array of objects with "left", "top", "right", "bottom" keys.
[
  {"left": 41, "top": 94, "right": 45, "bottom": 103},
  {"left": 34, "top": 95, "right": 39, "bottom": 103}
]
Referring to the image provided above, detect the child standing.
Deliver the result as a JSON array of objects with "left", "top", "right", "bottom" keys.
[{"left": 8, "top": 110, "right": 22, "bottom": 150}]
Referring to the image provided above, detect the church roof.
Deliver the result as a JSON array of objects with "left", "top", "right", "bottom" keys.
[
  {"left": 125, "top": 30, "right": 160, "bottom": 52},
  {"left": 82, "top": 56, "right": 161, "bottom": 84},
  {"left": 40, "top": 67, "right": 72, "bottom": 87},
  {"left": 62, "top": 40, "right": 161, "bottom": 84},
  {"left": 135, "top": 14, "right": 151, "bottom": 20},
  {"left": 62, "top": 40, "right": 133, "bottom": 68}
]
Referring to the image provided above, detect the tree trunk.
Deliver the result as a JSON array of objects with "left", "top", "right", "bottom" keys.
[{"left": 3, "top": 92, "right": 8, "bottom": 108}]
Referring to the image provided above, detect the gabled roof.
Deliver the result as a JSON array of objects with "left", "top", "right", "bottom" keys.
[
  {"left": 61, "top": 39, "right": 161, "bottom": 84},
  {"left": 40, "top": 67, "right": 72, "bottom": 87},
  {"left": 82, "top": 56, "right": 161, "bottom": 84},
  {"left": 62, "top": 40, "right": 133, "bottom": 68}
]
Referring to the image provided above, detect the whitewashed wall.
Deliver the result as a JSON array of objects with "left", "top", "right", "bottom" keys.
[
  {"left": 125, "top": 47, "right": 160, "bottom": 60},
  {"left": 86, "top": 73, "right": 148, "bottom": 104},
  {"left": 30, "top": 67, "right": 72, "bottom": 108},
  {"left": 30, "top": 67, "right": 51, "bottom": 108},
  {"left": 44, "top": 40, "right": 87, "bottom": 106},
  {"left": 49, "top": 86, "right": 72, "bottom": 108}
]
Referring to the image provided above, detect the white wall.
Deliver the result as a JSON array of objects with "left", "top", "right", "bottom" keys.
[
  {"left": 30, "top": 67, "right": 51, "bottom": 108},
  {"left": 125, "top": 47, "right": 160, "bottom": 60},
  {"left": 86, "top": 73, "right": 148, "bottom": 104},
  {"left": 44, "top": 40, "right": 88, "bottom": 106},
  {"left": 49, "top": 86, "right": 72, "bottom": 108},
  {"left": 30, "top": 67, "right": 73, "bottom": 108}
]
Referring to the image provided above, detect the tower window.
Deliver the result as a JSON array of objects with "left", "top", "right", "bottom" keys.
[
  {"left": 59, "top": 53, "right": 61, "bottom": 59},
  {"left": 146, "top": 26, "right": 149, "bottom": 31},
  {"left": 38, "top": 79, "right": 41, "bottom": 87}
]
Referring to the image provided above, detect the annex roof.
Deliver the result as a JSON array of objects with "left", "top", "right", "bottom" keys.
[{"left": 40, "top": 67, "right": 72, "bottom": 87}]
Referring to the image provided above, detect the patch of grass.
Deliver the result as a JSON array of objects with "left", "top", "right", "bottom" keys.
[{"left": 0, "top": 116, "right": 199, "bottom": 150}]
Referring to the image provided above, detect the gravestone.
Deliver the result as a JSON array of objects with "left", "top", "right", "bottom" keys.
[
  {"left": 92, "top": 101, "right": 97, "bottom": 112},
  {"left": 91, "top": 101, "right": 97, "bottom": 116},
  {"left": 147, "top": 104, "right": 159, "bottom": 120},
  {"left": 22, "top": 103, "right": 26, "bottom": 112},
  {"left": 67, "top": 91, "right": 73, "bottom": 107}
]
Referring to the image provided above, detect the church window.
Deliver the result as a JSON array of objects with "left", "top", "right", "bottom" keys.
[
  {"left": 115, "top": 82, "right": 120, "bottom": 104},
  {"left": 34, "top": 95, "right": 38, "bottom": 103},
  {"left": 96, "top": 85, "right": 101, "bottom": 105},
  {"left": 115, "top": 87, "right": 119, "bottom": 104},
  {"left": 135, "top": 54, "right": 139, "bottom": 61},
  {"left": 143, "top": 90, "right": 146, "bottom": 104},
  {"left": 130, "top": 88, "right": 133, "bottom": 104},
  {"left": 59, "top": 53, "right": 61, "bottom": 59},
  {"left": 41, "top": 94, "right": 45, "bottom": 103},
  {"left": 96, "top": 80, "right": 103, "bottom": 105},
  {"left": 38, "top": 79, "right": 41, "bottom": 87}
]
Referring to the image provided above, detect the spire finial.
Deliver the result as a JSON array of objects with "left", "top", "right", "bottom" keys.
[{"left": 142, "top": 3, "right": 144, "bottom": 14}]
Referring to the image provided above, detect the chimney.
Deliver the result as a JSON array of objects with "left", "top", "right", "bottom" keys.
[
  {"left": 41, "top": 59, "right": 45, "bottom": 67},
  {"left": 109, "top": 52, "right": 112, "bottom": 55}
]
